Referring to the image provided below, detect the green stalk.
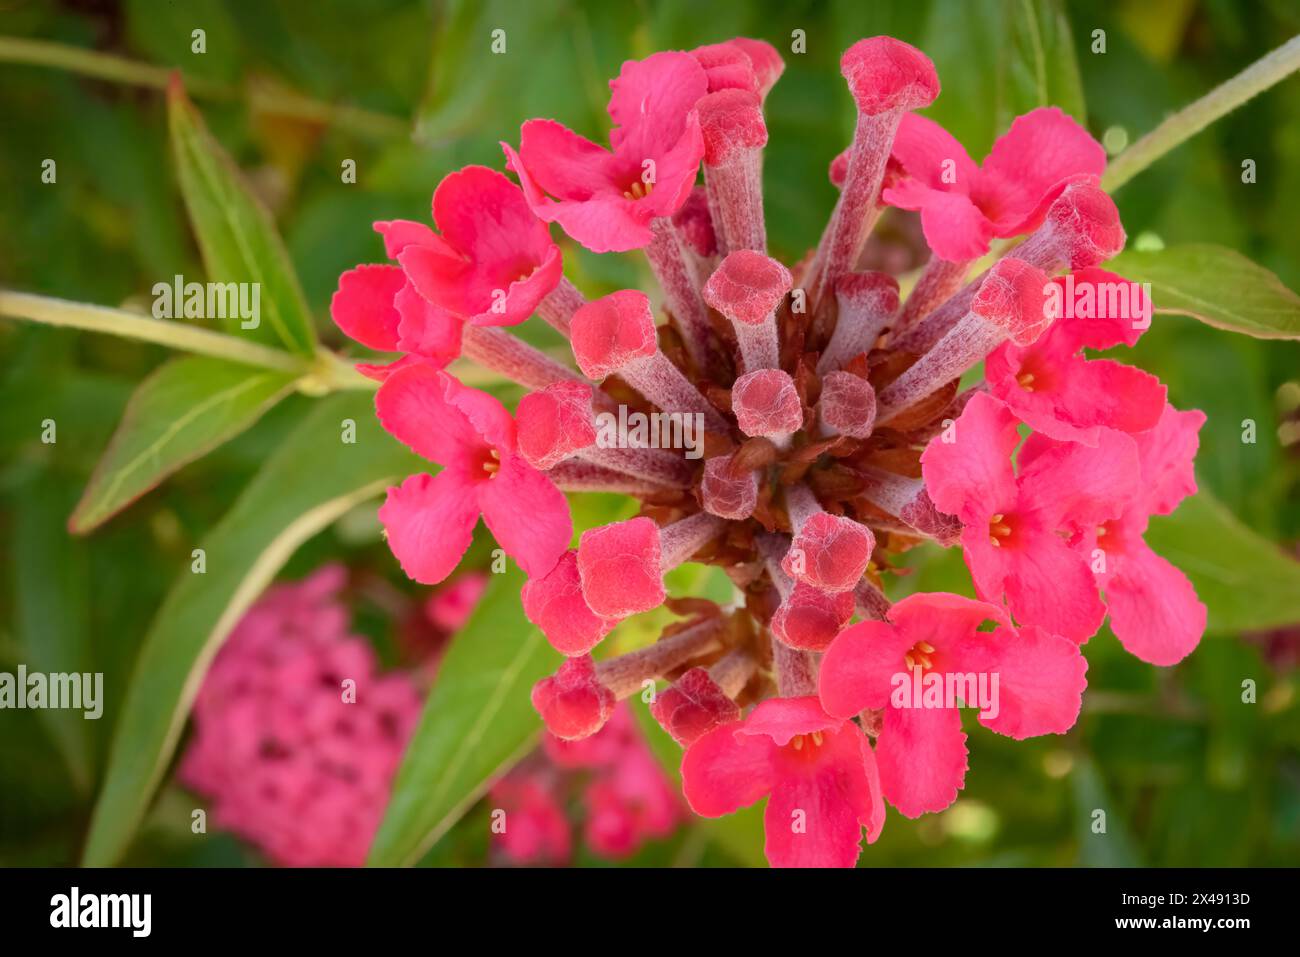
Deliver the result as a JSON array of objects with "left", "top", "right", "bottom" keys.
[
  {"left": 0, "top": 290, "right": 306, "bottom": 372},
  {"left": 0, "top": 36, "right": 407, "bottom": 139},
  {"left": 1103, "top": 34, "right": 1300, "bottom": 192}
]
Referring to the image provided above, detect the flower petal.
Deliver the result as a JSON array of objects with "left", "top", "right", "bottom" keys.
[
  {"left": 478, "top": 454, "right": 571, "bottom": 578},
  {"left": 920, "top": 391, "right": 1020, "bottom": 525},
  {"left": 974, "top": 107, "right": 1106, "bottom": 236},
  {"left": 889, "top": 113, "right": 979, "bottom": 192},
  {"left": 876, "top": 704, "right": 968, "bottom": 818},
  {"left": 374, "top": 364, "right": 481, "bottom": 469},
  {"left": 681, "top": 721, "right": 777, "bottom": 817},
  {"left": 330, "top": 264, "right": 404, "bottom": 351},
  {"left": 763, "top": 722, "right": 879, "bottom": 868},
  {"left": 1105, "top": 538, "right": 1206, "bottom": 666},
  {"left": 1133, "top": 404, "right": 1205, "bottom": 516},
  {"left": 819, "top": 620, "right": 911, "bottom": 717},
  {"left": 608, "top": 51, "right": 709, "bottom": 150},
  {"left": 378, "top": 471, "right": 479, "bottom": 585},
  {"left": 977, "top": 624, "right": 1087, "bottom": 738}
]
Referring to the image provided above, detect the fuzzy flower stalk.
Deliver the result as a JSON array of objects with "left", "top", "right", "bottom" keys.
[{"left": 331, "top": 34, "right": 1207, "bottom": 868}]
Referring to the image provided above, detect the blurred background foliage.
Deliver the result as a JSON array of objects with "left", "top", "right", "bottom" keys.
[{"left": 1, "top": 0, "right": 1298, "bottom": 867}]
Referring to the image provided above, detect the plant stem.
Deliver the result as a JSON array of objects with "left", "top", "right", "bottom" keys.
[
  {"left": 1103, "top": 34, "right": 1300, "bottom": 192},
  {"left": 0, "top": 289, "right": 307, "bottom": 374},
  {"left": 0, "top": 36, "right": 408, "bottom": 139}
]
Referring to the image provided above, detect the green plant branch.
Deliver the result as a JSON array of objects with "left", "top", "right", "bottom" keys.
[
  {"left": 0, "top": 289, "right": 375, "bottom": 392},
  {"left": 1103, "top": 33, "right": 1300, "bottom": 191},
  {"left": 0, "top": 36, "right": 408, "bottom": 139}
]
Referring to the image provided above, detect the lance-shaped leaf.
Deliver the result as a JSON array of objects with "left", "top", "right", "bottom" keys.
[
  {"left": 82, "top": 393, "right": 419, "bottom": 866},
  {"left": 70, "top": 356, "right": 298, "bottom": 533},
  {"left": 367, "top": 566, "right": 560, "bottom": 866},
  {"left": 1146, "top": 488, "right": 1300, "bottom": 633},
  {"left": 1108, "top": 244, "right": 1300, "bottom": 340},
  {"left": 167, "top": 75, "right": 318, "bottom": 355}
]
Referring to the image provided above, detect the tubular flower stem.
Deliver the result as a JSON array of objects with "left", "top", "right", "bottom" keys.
[
  {"left": 853, "top": 579, "right": 892, "bottom": 621},
  {"left": 703, "top": 250, "right": 792, "bottom": 373},
  {"left": 597, "top": 617, "right": 728, "bottom": 698},
  {"left": 646, "top": 217, "right": 717, "bottom": 371},
  {"left": 891, "top": 181, "right": 1124, "bottom": 355},
  {"left": 545, "top": 459, "right": 680, "bottom": 496},
  {"left": 806, "top": 38, "right": 939, "bottom": 312},
  {"left": 772, "top": 636, "right": 820, "bottom": 698},
  {"left": 570, "top": 289, "right": 730, "bottom": 432},
  {"left": 698, "top": 89, "right": 769, "bottom": 254},
  {"left": 893, "top": 256, "right": 972, "bottom": 333},
  {"left": 536, "top": 276, "right": 588, "bottom": 336},
  {"left": 876, "top": 258, "right": 1052, "bottom": 425},
  {"left": 461, "top": 325, "right": 585, "bottom": 391},
  {"left": 516, "top": 381, "right": 693, "bottom": 487},
  {"left": 852, "top": 466, "right": 961, "bottom": 543},
  {"left": 817, "top": 272, "right": 900, "bottom": 374}
]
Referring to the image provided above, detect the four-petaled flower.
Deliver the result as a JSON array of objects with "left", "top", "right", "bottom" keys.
[{"left": 375, "top": 363, "right": 571, "bottom": 584}]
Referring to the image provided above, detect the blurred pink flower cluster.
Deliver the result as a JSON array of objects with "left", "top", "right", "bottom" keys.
[
  {"left": 491, "top": 704, "right": 682, "bottom": 865},
  {"left": 180, "top": 566, "right": 422, "bottom": 867}
]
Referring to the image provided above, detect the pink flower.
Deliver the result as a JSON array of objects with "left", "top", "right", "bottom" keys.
[
  {"left": 883, "top": 107, "right": 1106, "bottom": 261},
  {"left": 1026, "top": 403, "right": 1208, "bottom": 665},
  {"left": 396, "top": 165, "right": 563, "bottom": 328},
  {"left": 921, "top": 392, "right": 1140, "bottom": 642},
  {"left": 819, "top": 592, "right": 1087, "bottom": 817},
  {"left": 375, "top": 363, "right": 571, "bottom": 584},
  {"left": 179, "top": 567, "right": 422, "bottom": 867},
  {"left": 502, "top": 52, "right": 706, "bottom": 252},
  {"left": 490, "top": 770, "right": 573, "bottom": 866},
  {"left": 584, "top": 742, "right": 682, "bottom": 858},
  {"left": 985, "top": 268, "right": 1166, "bottom": 444},
  {"left": 681, "top": 696, "right": 886, "bottom": 867},
  {"left": 425, "top": 572, "right": 489, "bottom": 632}
]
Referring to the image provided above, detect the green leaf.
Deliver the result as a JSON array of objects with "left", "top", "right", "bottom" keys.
[
  {"left": 167, "top": 77, "right": 318, "bottom": 355},
  {"left": 70, "top": 356, "right": 298, "bottom": 533},
  {"left": 922, "top": 0, "right": 1085, "bottom": 159},
  {"left": 1145, "top": 489, "right": 1300, "bottom": 634},
  {"left": 368, "top": 566, "right": 560, "bottom": 866},
  {"left": 1107, "top": 244, "right": 1300, "bottom": 340},
  {"left": 11, "top": 478, "right": 95, "bottom": 793},
  {"left": 82, "top": 393, "right": 419, "bottom": 865}
]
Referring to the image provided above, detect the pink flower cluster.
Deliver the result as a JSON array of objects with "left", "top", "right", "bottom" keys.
[
  {"left": 331, "top": 35, "right": 1207, "bottom": 867},
  {"left": 490, "top": 704, "right": 682, "bottom": 865},
  {"left": 180, "top": 567, "right": 422, "bottom": 867}
]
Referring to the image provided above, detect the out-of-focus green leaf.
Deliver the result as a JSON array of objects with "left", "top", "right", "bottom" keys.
[
  {"left": 1108, "top": 244, "right": 1300, "bottom": 339},
  {"left": 1071, "top": 755, "right": 1140, "bottom": 866},
  {"left": 82, "top": 393, "right": 419, "bottom": 866},
  {"left": 922, "top": 0, "right": 1085, "bottom": 158},
  {"left": 368, "top": 567, "right": 560, "bottom": 867},
  {"left": 167, "top": 78, "right": 318, "bottom": 354},
  {"left": 11, "top": 479, "right": 94, "bottom": 793},
  {"left": 70, "top": 357, "right": 298, "bottom": 533},
  {"left": 1146, "top": 489, "right": 1300, "bottom": 633}
]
